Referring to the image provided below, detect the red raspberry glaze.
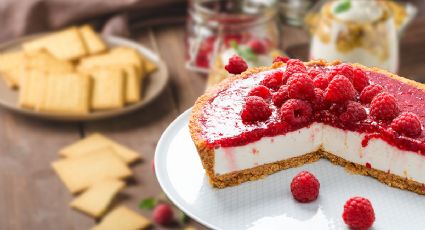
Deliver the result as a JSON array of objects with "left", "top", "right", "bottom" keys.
[{"left": 199, "top": 65, "right": 425, "bottom": 154}]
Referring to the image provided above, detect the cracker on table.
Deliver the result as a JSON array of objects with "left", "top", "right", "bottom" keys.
[
  {"left": 22, "top": 27, "right": 87, "bottom": 60},
  {"left": 89, "top": 68, "right": 125, "bottom": 110},
  {"left": 52, "top": 151, "right": 132, "bottom": 194},
  {"left": 79, "top": 25, "right": 107, "bottom": 55},
  {"left": 70, "top": 179, "right": 125, "bottom": 218},
  {"left": 59, "top": 133, "right": 140, "bottom": 164},
  {"left": 38, "top": 72, "right": 90, "bottom": 114},
  {"left": 91, "top": 206, "right": 151, "bottom": 230},
  {"left": 18, "top": 70, "right": 46, "bottom": 109}
]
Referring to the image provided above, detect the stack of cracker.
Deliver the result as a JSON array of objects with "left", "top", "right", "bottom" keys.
[
  {"left": 52, "top": 133, "right": 151, "bottom": 230},
  {"left": 0, "top": 25, "right": 157, "bottom": 115}
]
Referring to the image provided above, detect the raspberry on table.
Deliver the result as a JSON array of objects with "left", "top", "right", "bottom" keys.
[
  {"left": 153, "top": 203, "right": 174, "bottom": 225},
  {"left": 324, "top": 75, "right": 356, "bottom": 103},
  {"left": 247, "top": 39, "right": 268, "bottom": 54},
  {"left": 352, "top": 68, "right": 369, "bottom": 92},
  {"left": 370, "top": 92, "right": 399, "bottom": 121},
  {"left": 339, "top": 101, "right": 367, "bottom": 124},
  {"left": 360, "top": 84, "right": 384, "bottom": 104},
  {"left": 280, "top": 99, "right": 312, "bottom": 126},
  {"left": 287, "top": 73, "right": 315, "bottom": 100},
  {"left": 391, "top": 112, "right": 422, "bottom": 137},
  {"left": 342, "top": 197, "right": 375, "bottom": 230},
  {"left": 290, "top": 171, "right": 320, "bottom": 203},
  {"left": 224, "top": 55, "right": 248, "bottom": 74},
  {"left": 248, "top": 85, "right": 272, "bottom": 99},
  {"left": 241, "top": 96, "right": 272, "bottom": 123},
  {"left": 273, "top": 56, "right": 289, "bottom": 64},
  {"left": 261, "top": 71, "right": 284, "bottom": 90},
  {"left": 272, "top": 85, "right": 289, "bottom": 107},
  {"left": 313, "top": 73, "right": 331, "bottom": 90}
]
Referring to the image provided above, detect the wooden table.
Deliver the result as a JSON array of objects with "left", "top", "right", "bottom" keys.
[{"left": 1, "top": 4, "right": 425, "bottom": 229}]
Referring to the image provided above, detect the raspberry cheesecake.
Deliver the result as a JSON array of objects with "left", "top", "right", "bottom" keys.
[{"left": 189, "top": 59, "right": 425, "bottom": 194}]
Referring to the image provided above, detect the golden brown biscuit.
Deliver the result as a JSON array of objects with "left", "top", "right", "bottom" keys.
[{"left": 79, "top": 25, "right": 107, "bottom": 55}]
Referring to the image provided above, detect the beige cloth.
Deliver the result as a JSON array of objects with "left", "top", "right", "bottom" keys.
[{"left": 0, "top": 0, "right": 186, "bottom": 41}]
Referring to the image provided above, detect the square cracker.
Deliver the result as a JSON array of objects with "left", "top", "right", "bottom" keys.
[
  {"left": 91, "top": 206, "right": 151, "bottom": 230},
  {"left": 89, "top": 68, "right": 125, "bottom": 110},
  {"left": 39, "top": 73, "right": 90, "bottom": 114},
  {"left": 52, "top": 151, "right": 132, "bottom": 194},
  {"left": 59, "top": 133, "right": 140, "bottom": 164},
  {"left": 79, "top": 25, "right": 107, "bottom": 55},
  {"left": 18, "top": 70, "right": 46, "bottom": 109},
  {"left": 0, "top": 51, "right": 28, "bottom": 88},
  {"left": 70, "top": 179, "right": 125, "bottom": 218},
  {"left": 22, "top": 27, "right": 87, "bottom": 60},
  {"left": 26, "top": 50, "right": 74, "bottom": 74}
]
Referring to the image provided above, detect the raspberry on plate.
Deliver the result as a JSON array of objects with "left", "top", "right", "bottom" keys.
[
  {"left": 153, "top": 203, "right": 174, "bottom": 225},
  {"left": 342, "top": 197, "right": 375, "bottom": 230},
  {"left": 261, "top": 71, "right": 284, "bottom": 90},
  {"left": 370, "top": 92, "right": 399, "bottom": 121},
  {"left": 241, "top": 96, "right": 272, "bottom": 123},
  {"left": 247, "top": 39, "right": 268, "bottom": 54},
  {"left": 225, "top": 55, "right": 248, "bottom": 74},
  {"left": 359, "top": 84, "right": 384, "bottom": 104},
  {"left": 290, "top": 171, "right": 320, "bottom": 203},
  {"left": 272, "top": 85, "right": 289, "bottom": 107},
  {"left": 339, "top": 101, "right": 367, "bottom": 124},
  {"left": 313, "top": 73, "right": 331, "bottom": 90},
  {"left": 273, "top": 56, "right": 289, "bottom": 64},
  {"left": 352, "top": 68, "right": 369, "bottom": 92},
  {"left": 324, "top": 75, "right": 356, "bottom": 103},
  {"left": 248, "top": 85, "right": 271, "bottom": 99},
  {"left": 287, "top": 73, "right": 315, "bottom": 100},
  {"left": 280, "top": 99, "right": 312, "bottom": 126},
  {"left": 391, "top": 112, "right": 422, "bottom": 137}
]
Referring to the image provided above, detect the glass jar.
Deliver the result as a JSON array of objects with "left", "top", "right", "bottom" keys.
[{"left": 186, "top": 0, "right": 282, "bottom": 75}]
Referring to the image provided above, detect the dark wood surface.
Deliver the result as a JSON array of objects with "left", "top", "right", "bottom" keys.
[{"left": 1, "top": 3, "right": 425, "bottom": 229}]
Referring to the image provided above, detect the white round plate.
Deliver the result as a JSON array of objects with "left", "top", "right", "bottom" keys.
[{"left": 155, "top": 109, "right": 425, "bottom": 230}]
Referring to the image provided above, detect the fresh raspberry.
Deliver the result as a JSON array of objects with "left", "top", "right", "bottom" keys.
[
  {"left": 324, "top": 75, "right": 356, "bottom": 103},
  {"left": 287, "top": 73, "right": 315, "bottom": 100},
  {"left": 241, "top": 96, "right": 272, "bottom": 123},
  {"left": 342, "top": 197, "right": 375, "bottom": 230},
  {"left": 311, "top": 88, "right": 327, "bottom": 111},
  {"left": 308, "top": 67, "right": 324, "bottom": 79},
  {"left": 153, "top": 204, "right": 174, "bottom": 225},
  {"left": 329, "top": 63, "right": 354, "bottom": 82},
  {"left": 261, "top": 71, "right": 284, "bottom": 90},
  {"left": 273, "top": 56, "right": 289, "bottom": 64},
  {"left": 280, "top": 99, "right": 312, "bottom": 126},
  {"left": 359, "top": 84, "right": 384, "bottom": 104},
  {"left": 272, "top": 85, "right": 289, "bottom": 107},
  {"left": 283, "top": 59, "right": 307, "bottom": 80},
  {"left": 391, "top": 112, "right": 422, "bottom": 137},
  {"left": 313, "top": 73, "right": 331, "bottom": 90},
  {"left": 352, "top": 68, "right": 369, "bottom": 92},
  {"left": 248, "top": 85, "right": 271, "bottom": 99},
  {"left": 224, "top": 55, "right": 248, "bottom": 74},
  {"left": 290, "top": 171, "right": 320, "bottom": 203},
  {"left": 339, "top": 101, "right": 367, "bottom": 123},
  {"left": 247, "top": 39, "right": 268, "bottom": 54},
  {"left": 370, "top": 92, "right": 399, "bottom": 121}
]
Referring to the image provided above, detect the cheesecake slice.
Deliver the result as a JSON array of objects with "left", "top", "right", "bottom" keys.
[{"left": 189, "top": 59, "right": 425, "bottom": 195}]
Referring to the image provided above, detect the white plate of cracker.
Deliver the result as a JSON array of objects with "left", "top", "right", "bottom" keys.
[{"left": 0, "top": 25, "right": 169, "bottom": 121}]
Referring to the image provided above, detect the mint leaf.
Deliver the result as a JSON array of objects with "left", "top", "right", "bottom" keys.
[
  {"left": 334, "top": 0, "right": 351, "bottom": 14},
  {"left": 138, "top": 198, "right": 157, "bottom": 210},
  {"left": 238, "top": 46, "right": 257, "bottom": 63}
]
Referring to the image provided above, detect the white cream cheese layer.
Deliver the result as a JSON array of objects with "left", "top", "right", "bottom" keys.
[{"left": 214, "top": 123, "right": 425, "bottom": 184}]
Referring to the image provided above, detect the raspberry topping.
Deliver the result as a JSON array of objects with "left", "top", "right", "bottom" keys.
[
  {"left": 290, "top": 171, "right": 320, "bottom": 203},
  {"left": 153, "top": 204, "right": 174, "bottom": 225},
  {"left": 340, "top": 101, "right": 367, "bottom": 124},
  {"left": 272, "top": 85, "right": 289, "bottom": 107},
  {"left": 313, "top": 73, "right": 331, "bottom": 90},
  {"left": 308, "top": 67, "right": 324, "bottom": 79},
  {"left": 330, "top": 63, "right": 354, "bottom": 82},
  {"left": 248, "top": 85, "right": 271, "bottom": 99},
  {"left": 241, "top": 96, "right": 272, "bottom": 123},
  {"left": 247, "top": 39, "right": 268, "bottom": 54},
  {"left": 273, "top": 56, "right": 289, "bottom": 64},
  {"left": 370, "top": 92, "right": 399, "bottom": 121},
  {"left": 284, "top": 59, "right": 307, "bottom": 80},
  {"left": 287, "top": 73, "right": 315, "bottom": 100},
  {"left": 261, "top": 71, "right": 284, "bottom": 90},
  {"left": 359, "top": 84, "right": 384, "bottom": 104},
  {"left": 311, "top": 88, "right": 327, "bottom": 111},
  {"left": 224, "top": 55, "right": 248, "bottom": 74},
  {"left": 391, "top": 112, "right": 422, "bottom": 137},
  {"left": 342, "top": 197, "right": 375, "bottom": 230},
  {"left": 352, "top": 68, "right": 369, "bottom": 92},
  {"left": 324, "top": 75, "right": 356, "bottom": 103},
  {"left": 280, "top": 99, "right": 312, "bottom": 126}
]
